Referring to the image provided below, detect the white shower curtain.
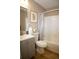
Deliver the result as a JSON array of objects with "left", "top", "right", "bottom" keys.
[
  {"left": 38, "top": 14, "right": 59, "bottom": 53},
  {"left": 43, "top": 15, "right": 59, "bottom": 45},
  {"left": 38, "top": 13, "right": 44, "bottom": 40},
  {"left": 38, "top": 13, "right": 59, "bottom": 45}
]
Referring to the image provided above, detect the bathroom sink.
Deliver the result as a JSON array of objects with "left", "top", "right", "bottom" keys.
[{"left": 20, "top": 34, "right": 34, "bottom": 41}]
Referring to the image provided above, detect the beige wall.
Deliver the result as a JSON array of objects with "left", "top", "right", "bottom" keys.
[
  {"left": 26, "top": 0, "right": 46, "bottom": 33},
  {"left": 20, "top": 0, "right": 59, "bottom": 32},
  {"left": 20, "top": 0, "right": 45, "bottom": 35}
]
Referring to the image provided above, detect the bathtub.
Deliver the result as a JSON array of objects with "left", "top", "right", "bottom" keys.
[{"left": 45, "top": 40, "right": 59, "bottom": 54}]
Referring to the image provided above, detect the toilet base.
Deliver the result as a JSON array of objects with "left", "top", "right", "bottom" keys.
[{"left": 37, "top": 47, "right": 45, "bottom": 54}]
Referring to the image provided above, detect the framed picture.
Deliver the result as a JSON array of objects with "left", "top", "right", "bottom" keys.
[{"left": 31, "top": 11, "right": 37, "bottom": 22}]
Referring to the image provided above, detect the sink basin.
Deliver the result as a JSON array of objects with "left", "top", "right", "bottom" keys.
[{"left": 20, "top": 34, "right": 34, "bottom": 41}]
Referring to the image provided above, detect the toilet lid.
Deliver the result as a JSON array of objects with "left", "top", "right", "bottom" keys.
[{"left": 36, "top": 41, "right": 47, "bottom": 47}]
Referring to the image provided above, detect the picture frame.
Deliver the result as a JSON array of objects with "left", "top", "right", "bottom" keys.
[{"left": 31, "top": 11, "right": 37, "bottom": 22}]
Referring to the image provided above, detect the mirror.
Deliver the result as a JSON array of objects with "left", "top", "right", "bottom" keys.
[{"left": 20, "top": 7, "right": 27, "bottom": 35}]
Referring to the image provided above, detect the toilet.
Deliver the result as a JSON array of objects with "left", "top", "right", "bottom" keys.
[
  {"left": 36, "top": 40, "right": 47, "bottom": 54},
  {"left": 33, "top": 33, "right": 47, "bottom": 54}
]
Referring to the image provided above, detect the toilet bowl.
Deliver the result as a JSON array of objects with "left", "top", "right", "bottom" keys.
[
  {"left": 36, "top": 41, "right": 47, "bottom": 54},
  {"left": 33, "top": 32, "right": 47, "bottom": 54}
]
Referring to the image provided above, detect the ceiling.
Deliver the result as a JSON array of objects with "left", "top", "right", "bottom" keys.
[{"left": 34, "top": 0, "right": 59, "bottom": 10}]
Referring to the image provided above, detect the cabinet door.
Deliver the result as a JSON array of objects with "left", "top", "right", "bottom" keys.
[
  {"left": 27, "top": 38, "right": 35, "bottom": 59},
  {"left": 20, "top": 38, "right": 35, "bottom": 59},
  {"left": 20, "top": 40, "right": 29, "bottom": 59}
]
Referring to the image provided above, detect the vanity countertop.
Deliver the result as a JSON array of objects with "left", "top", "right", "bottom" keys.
[{"left": 20, "top": 34, "right": 35, "bottom": 41}]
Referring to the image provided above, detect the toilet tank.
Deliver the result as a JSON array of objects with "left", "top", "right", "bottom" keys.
[{"left": 32, "top": 32, "right": 39, "bottom": 42}]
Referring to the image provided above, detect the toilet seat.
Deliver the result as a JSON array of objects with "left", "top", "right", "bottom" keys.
[{"left": 36, "top": 41, "right": 47, "bottom": 48}]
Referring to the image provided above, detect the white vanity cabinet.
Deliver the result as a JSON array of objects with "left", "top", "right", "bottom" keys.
[
  {"left": 20, "top": 34, "right": 35, "bottom": 59},
  {"left": 20, "top": 0, "right": 28, "bottom": 9}
]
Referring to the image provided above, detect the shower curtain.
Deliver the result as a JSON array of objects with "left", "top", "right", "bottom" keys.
[
  {"left": 38, "top": 13, "right": 59, "bottom": 53},
  {"left": 38, "top": 13, "right": 44, "bottom": 40},
  {"left": 38, "top": 13, "right": 59, "bottom": 45},
  {"left": 43, "top": 15, "right": 59, "bottom": 45}
]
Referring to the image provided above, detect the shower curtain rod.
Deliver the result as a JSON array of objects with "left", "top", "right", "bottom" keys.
[{"left": 42, "top": 9, "right": 59, "bottom": 13}]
